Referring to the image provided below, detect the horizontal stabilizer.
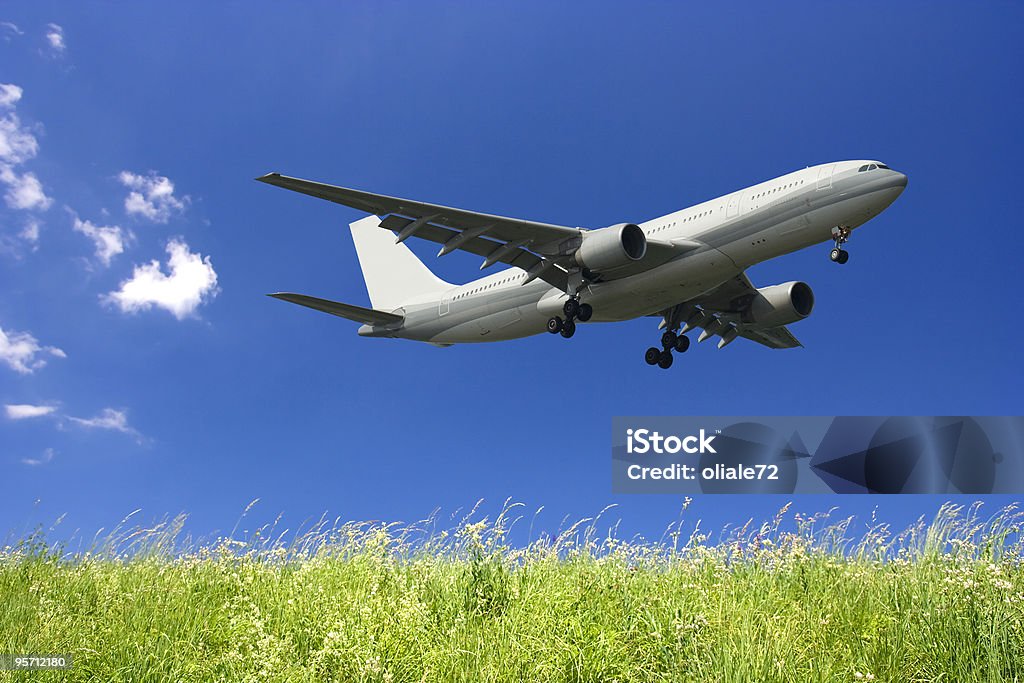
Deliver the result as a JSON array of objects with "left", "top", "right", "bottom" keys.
[{"left": 268, "top": 293, "right": 403, "bottom": 327}]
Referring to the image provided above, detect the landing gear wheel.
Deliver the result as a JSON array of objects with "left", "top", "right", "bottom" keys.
[
  {"left": 657, "top": 351, "right": 674, "bottom": 369},
  {"left": 645, "top": 347, "right": 661, "bottom": 365},
  {"left": 559, "top": 318, "right": 576, "bottom": 338},
  {"left": 546, "top": 316, "right": 563, "bottom": 334},
  {"left": 563, "top": 299, "right": 580, "bottom": 320},
  {"left": 577, "top": 303, "right": 593, "bottom": 322},
  {"left": 661, "top": 330, "right": 678, "bottom": 349},
  {"left": 830, "top": 226, "right": 851, "bottom": 264},
  {"left": 674, "top": 335, "right": 690, "bottom": 353}
]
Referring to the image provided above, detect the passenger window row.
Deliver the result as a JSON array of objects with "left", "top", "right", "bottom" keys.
[
  {"left": 454, "top": 273, "right": 525, "bottom": 300},
  {"left": 754, "top": 180, "right": 801, "bottom": 200},
  {"left": 651, "top": 208, "right": 713, "bottom": 233}
]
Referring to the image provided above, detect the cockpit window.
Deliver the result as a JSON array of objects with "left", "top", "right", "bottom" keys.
[
  {"left": 858, "top": 165, "right": 868, "bottom": 172},
  {"left": 877, "top": 163, "right": 890, "bottom": 169},
  {"left": 859, "top": 163, "right": 890, "bottom": 172}
]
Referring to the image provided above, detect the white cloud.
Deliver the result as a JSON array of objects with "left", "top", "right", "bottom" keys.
[
  {"left": 5, "top": 403, "right": 57, "bottom": 419},
  {"left": 0, "top": 83, "right": 51, "bottom": 212},
  {"left": 20, "top": 218, "right": 40, "bottom": 246},
  {"left": 22, "top": 447, "right": 55, "bottom": 466},
  {"left": 10, "top": 403, "right": 144, "bottom": 448},
  {"left": 0, "top": 324, "right": 65, "bottom": 374},
  {"left": 0, "top": 167, "right": 51, "bottom": 210},
  {"left": 0, "top": 97, "right": 39, "bottom": 164},
  {"left": 72, "top": 216, "right": 131, "bottom": 266},
  {"left": 0, "top": 218, "right": 41, "bottom": 257},
  {"left": 68, "top": 408, "right": 141, "bottom": 440},
  {"left": 0, "top": 22, "right": 22, "bottom": 40},
  {"left": 45, "top": 23, "right": 65, "bottom": 54},
  {"left": 0, "top": 83, "right": 22, "bottom": 108},
  {"left": 118, "top": 171, "right": 188, "bottom": 223},
  {"left": 104, "top": 238, "right": 218, "bottom": 319}
]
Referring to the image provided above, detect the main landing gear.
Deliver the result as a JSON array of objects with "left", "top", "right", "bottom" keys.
[
  {"left": 829, "top": 226, "right": 851, "bottom": 264},
  {"left": 547, "top": 296, "right": 593, "bottom": 339},
  {"left": 644, "top": 328, "right": 690, "bottom": 369}
]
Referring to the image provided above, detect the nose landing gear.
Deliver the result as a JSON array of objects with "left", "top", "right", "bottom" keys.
[{"left": 830, "top": 226, "right": 851, "bottom": 264}]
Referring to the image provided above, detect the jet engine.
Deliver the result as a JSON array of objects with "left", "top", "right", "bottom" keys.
[
  {"left": 573, "top": 223, "right": 647, "bottom": 272},
  {"left": 742, "top": 281, "right": 815, "bottom": 328}
]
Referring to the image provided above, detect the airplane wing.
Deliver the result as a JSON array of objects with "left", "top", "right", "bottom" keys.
[
  {"left": 256, "top": 173, "right": 580, "bottom": 290},
  {"left": 689, "top": 273, "right": 803, "bottom": 349},
  {"left": 257, "top": 173, "right": 698, "bottom": 293},
  {"left": 691, "top": 273, "right": 763, "bottom": 313},
  {"left": 377, "top": 214, "right": 570, "bottom": 291},
  {"left": 268, "top": 292, "right": 403, "bottom": 327}
]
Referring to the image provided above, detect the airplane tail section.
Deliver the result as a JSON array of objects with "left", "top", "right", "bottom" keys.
[{"left": 348, "top": 215, "right": 452, "bottom": 311}]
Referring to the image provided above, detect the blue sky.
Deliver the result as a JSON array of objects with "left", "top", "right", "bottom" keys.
[{"left": 1, "top": 3, "right": 1022, "bottom": 546}]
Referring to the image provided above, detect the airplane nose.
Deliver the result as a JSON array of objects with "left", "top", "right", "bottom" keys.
[{"left": 882, "top": 170, "right": 908, "bottom": 195}]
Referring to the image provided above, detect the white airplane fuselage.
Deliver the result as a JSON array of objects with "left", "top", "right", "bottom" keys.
[{"left": 361, "top": 160, "right": 906, "bottom": 344}]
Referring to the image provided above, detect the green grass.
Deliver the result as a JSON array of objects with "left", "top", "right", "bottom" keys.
[{"left": 1, "top": 501, "right": 1022, "bottom": 682}]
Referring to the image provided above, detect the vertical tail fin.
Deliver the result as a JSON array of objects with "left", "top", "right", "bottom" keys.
[{"left": 348, "top": 215, "right": 452, "bottom": 311}]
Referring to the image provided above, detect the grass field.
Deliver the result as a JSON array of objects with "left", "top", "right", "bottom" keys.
[{"left": 1, "top": 501, "right": 1022, "bottom": 682}]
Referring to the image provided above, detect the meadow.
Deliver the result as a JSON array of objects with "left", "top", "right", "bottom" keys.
[{"left": 1, "top": 501, "right": 1022, "bottom": 682}]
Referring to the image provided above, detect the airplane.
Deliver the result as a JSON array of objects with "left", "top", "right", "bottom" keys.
[{"left": 257, "top": 160, "right": 906, "bottom": 369}]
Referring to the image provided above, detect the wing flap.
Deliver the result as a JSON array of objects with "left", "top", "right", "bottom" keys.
[
  {"left": 378, "top": 215, "right": 569, "bottom": 290},
  {"left": 268, "top": 293, "right": 403, "bottom": 327},
  {"left": 739, "top": 326, "right": 802, "bottom": 349}
]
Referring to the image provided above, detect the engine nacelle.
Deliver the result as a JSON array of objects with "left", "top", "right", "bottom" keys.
[
  {"left": 574, "top": 223, "right": 647, "bottom": 272},
  {"left": 742, "top": 281, "right": 815, "bottom": 328}
]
